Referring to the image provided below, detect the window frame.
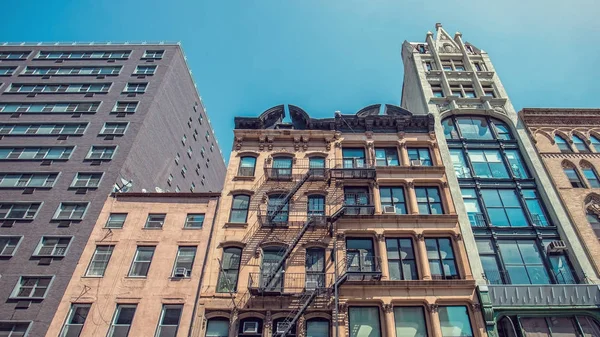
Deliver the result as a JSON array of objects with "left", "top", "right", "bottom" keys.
[
  {"left": 53, "top": 202, "right": 89, "bottom": 220},
  {"left": 112, "top": 101, "right": 139, "bottom": 113},
  {"left": 99, "top": 122, "right": 129, "bottom": 136},
  {"left": 184, "top": 213, "right": 205, "bottom": 229},
  {"left": 142, "top": 50, "right": 165, "bottom": 59},
  {"left": 438, "top": 305, "right": 474, "bottom": 337},
  {"left": 70, "top": 172, "right": 103, "bottom": 189},
  {"left": 133, "top": 65, "right": 157, "bottom": 75},
  {"left": 85, "top": 245, "right": 114, "bottom": 277},
  {"left": 155, "top": 304, "right": 183, "bottom": 337},
  {"left": 123, "top": 82, "right": 148, "bottom": 93},
  {"left": 385, "top": 238, "right": 418, "bottom": 280},
  {"left": 107, "top": 304, "right": 137, "bottom": 337},
  {"left": 32, "top": 236, "right": 72, "bottom": 257},
  {"left": 415, "top": 186, "right": 444, "bottom": 214},
  {"left": 374, "top": 147, "right": 400, "bottom": 167},
  {"left": 172, "top": 246, "right": 197, "bottom": 278},
  {"left": 145, "top": 213, "right": 166, "bottom": 229},
  {"left": 0, "top": 235, "right": 23, "bottom": 257},
  {"left": 229, "top": 194, "right": 251, "bottom": 223},
  {"left": 128, "top": 246, "right": 156, "bottom": 278},
  {"left": 85, "top": 145, "right": 117, "bottom": 160},
  {"left": 105, "top": 213, "right": 127, "bottom": 229},
  {"left": 379, "top": 186, "right": 407, "bottom": 214},
  {"left": 59, "top": 304, "right": 91, "bottom": 337},
  {"left": 425, "top": 238, "right": 459, "bottom": 280},
  {"left": 0, "top": 172, "right": 59, "bottom": 188},
  {"left": 0, "top": 202, "right": 42, "bottom": 220},
  {"left": 10, "top": 275, "right": 54, "bottom": 299},
  {"left": 216, "top": 246, "right": 242, "bottom": 293},
  {"left": 238, "top": 156, "right": 257, "bottom": 177},
  {"left": 348, "top": 306, "right": 382, "bottom": 337},
  {"left": 407, "top": 147, "right": 433, "bottom": 166}
]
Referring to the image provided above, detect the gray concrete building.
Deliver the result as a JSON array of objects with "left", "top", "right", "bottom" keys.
[
  {"left": 0, "top": 43, "right": 225, "bottom": 336},
  {"left": 400, "top": 24, "right": 600, "bottom": 337}
]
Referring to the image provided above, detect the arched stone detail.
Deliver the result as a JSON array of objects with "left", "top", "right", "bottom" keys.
[
  {"left": 270, "top": 152, "right": 296, "bottom": 158},
  {"left": 236, "top": 151, "right": 260, "bottom": 158},
  {"left": 259, "top": 242, "right": 289, "bottom": 250},
  {"left": 205, "top": 311, "right": 232, "bottom": 320},
  {"left": 561, "top": 159, "right": 577, "bottom": 169},
  {"left": 573, "top": 130, "right": 592, "bottom": 145},
  {"left": 554, "top": 130, "right": 573, "bottom": 144},
  {"left": 533, "top": 129, "right": 554, "bottom": 144},
  {"left": 580, "top": 159, "right": 595, "bottom": 170},
  {"left": 229, "top": 189, "right": 255, "bottom": 196},
  {"left": 584, "top": 193, "right": 600, "bottom": 217},
  {"left": 237, "top": 312, "right": 266, "bottom": 320},
  {"left": 218, "top": 241, "right": 246, "bottom": 249}
]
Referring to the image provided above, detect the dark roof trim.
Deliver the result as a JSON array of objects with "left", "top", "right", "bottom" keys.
[{"left": 112, "top": 192, "right": 221, "bottom": 198}]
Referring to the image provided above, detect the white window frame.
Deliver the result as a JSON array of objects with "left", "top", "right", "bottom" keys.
[
  {"left": 0, "top": 67, "right": 17, "bottom": 76},
  {"left": 112, "top": 101, "right": 138, "bottom": 113},
  {"left": 10, "top": 275, "right": 54, "bottom": 299},
  {"left": 107, "top": 304, "right": 137, "bottom": 337},
  {"left": 184, "top": 214, "right": 204, "bottom": 228},
  {"left": 0, "top": 172, "right": 59, "bottom": 188},
  {"left": 0, "top": 235, "right": 23, "bottom": 257},
  {"left": 71, "top": 172, "right": 103, "bottom": 188},
  {"left": 128, "top": 246, "right": 155, "bottom": 277},
  {"left": 123, "top": 82, "right": 147, "bottom": 93},
  {"left": 53, "top": 202, "right": 89, "bottom": 220},
  {"left": 142, "top": 50, "right": 164, "bottom": 59},
  {"left": 105, "top": 213, "right": 128, "bottom": 228},
  {"left": 155, "top": 304, "right": 183, "bottom": 337},
  {"left": 86, "top": 146, "right": 117, "bottom": 160},
  {"left": 134, "top": 65, "right": 157, "bottom": 75},
  {"left": 100, "top": 122, "right": 129, "bottom": 136},
  {"left": 33, "top": 236, "right": 72, "bottom": 257},
  {"left": 172, "top": 246, "right": 197, "bottom": 278},
  {"left": 85, "top": 245, "right": 114, "bottom": 277},
  {"left": 59, "top": 304, "right": 91, "bottom": 337},
  {"left": 0, "top": 202, "right": 42, "bottom": 220}
]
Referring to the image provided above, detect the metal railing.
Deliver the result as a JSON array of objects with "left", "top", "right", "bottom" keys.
[
  {"left": 248, "top": 272, "right": 333, "bottom": 294},
  {"left": 344, "top": 254, "right": 382, "bottom": 277},
  {"left": 237, "top": 166, "right": 256, "bottom": 177}
]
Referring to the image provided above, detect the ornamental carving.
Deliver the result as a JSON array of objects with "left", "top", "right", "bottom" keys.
[
  {"left": 427, "top": 303, "right": 439, "bottom": 313},
  {"left": 235, "top": 136, "right": 244, "bottom": 150},
  {"left": 383, "top": 304, "right": 393, "bottom": 313},
  {"left": 376, "top": 234, "right": 385, "bottom": 242}
]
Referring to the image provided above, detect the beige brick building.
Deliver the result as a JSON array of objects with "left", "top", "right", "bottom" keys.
[
  {"left": 520, "top": 108, "right": 600, "bottom": 275},
  {"left": 44, "top": 192, "right": 220, "bottom": 337},
  {"left": 193, "top": 104, "right": 485, "bottom": 337}
]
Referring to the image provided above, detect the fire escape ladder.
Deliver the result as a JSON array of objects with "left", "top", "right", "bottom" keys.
[
  {"left": 267, "top": 170, "right": 312, "bottom": 223},
  {"left": 275, "top": 289, "right": 320, "bottom": 337}
]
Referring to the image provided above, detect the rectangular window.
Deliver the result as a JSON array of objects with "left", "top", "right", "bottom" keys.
[
  {"left": 307, "top": 195, "right": 325, "bottom": 216},
  {"left": 238, "top": 156, "right": 257, "bottom": 176},
  {"left": 143, "top": 50, "right": 164, "bottom": 59},
  {"left": 482, "top": 84, "right": 496, "bottom": 97},
  {"left": 59, "top": 304, "right": 90, "bottom": 337},
  {"left": 0, "top": 202, "right": 41, "bottom": 219},
  {"left": 424, "top": 61, "right": 433, "bottom": 71},
  {"left": 450, "top": 83, "right": 476, "bottom": 98},
  {"left": 34, "top": 236, "right": 70, "bottom": 257},
  {"left": 415, "top": 187, "right": 443, "bottom": 214},
  {"left": 379, "top": 187, "right": 407, "bottom": 214},
  {"left": 100, "top": 122, "right": 128, "bottom": 135},
  {"left": 346, "top": 238, "right": 376, "bottom": 273},
  {"left": 306, "top": 248, "right": 326, "bottom": 287},
  {"left": 113, "top": 102, "right": 138, "bottom": 113},
  {"left": 71, "top": 173, "right": 102, "bottom": 188},
  {"left": 394, "top": 307, "right": 427, "bottom": 337},
  {"left": 107, "top": 304, "right": 136, "bottom": 337},
  {"left": 0, "top": 236, "right": 21, "bottom": 257},
  {"left": 342, "top": 148, "right": 366, "bottom": 168},
  {"left": 172, "top": 246, "right": 197, "bottom": 278},
  {"left": 0, "top": 102, "right": 100, "bottom": 114},
  {"left": 86, "top": 246, "right": 114, "bottom": 277},
  {"left": 124, "top": 83, "right": 147, "bottom": 93},
  {"left": 155, "top": 305, "right": 183, "bottom": 337},
  {"left": 481, "top": 189, "right": 527, "bottom": 227},
  {"left": 0, "top": 67, "right": 17, "bottom": 76},
  {"left": 36, "top": 50, "right": 130, "bottom": 59},
  {"left": 129, "top": 246, "right": 155, "bottom": 277},
  {"left": 407, "top": 148, "right": 432, "bottom": 166},
  {"left": 106, "top": 213, "right": 127, "bottom": 228},
  {"left": 229, "top": 195, "right": 250, "bottom": 223},
  {"left": 0, "top": 51, "right": 30, "bottom": 59},
  {"left": 440, "top": 59, "right": 465, "bottom": 71},
  {"left": 449, "top": 149, "right": 471, "bottom": 178},
  {"left": 0, "top": 146, "right": 73, "bottom": 160},
  {"left": 431, "top": 84, "right": 444, "bottom": 97},
  {"left": 11, "top": 276, "right": 52, "bottom": 299},
  {"left": 426, "top": 238, "right": 458, "bottom": 279},
  {"left": 498, "top": 240, "right": 550, "bottom": 284},
  {"left": 386, "top": 239, "right": 417, "bottom": 280},
  {"left": 134, "top": 65, "right": 157, "bottom": 75},
  {"left": 461, "top": 188, "right": 485, "bottom": 227},
  {"left": 184, "top": 214, "right": 205, "bottom": 228},
  {"left": 0, "top": 173, "right": 58, "bottom": 188},
  {"left": 468, "top": 150, "right": 509, "bottom": 178},
  {"left": 374, "top": 148, "right": 399, "bottom": 166},
  {"left": 86, "top": 146, "right": 116, "bottom": 160},
  {"left": 522, "top": 190, "right": 549, "bottom": 227},
  {"left": 22, "top": 66, "right": 121, "bottom": 75},
  {"left": 7, "top": 83, "right": 110, "bottom": 93},
  {"left": 505, "top": 150, "right": 529, "bottom": 178},
  {"left": 439, "top": 306, "right": 473, "bottom": 337},
  {"left": 0, "top": 321, "right": 31, "bottom": 336},
  {"left": 348, "top": 307, "right": 381, "bottom": 337},
  {"left": 54, "top": 202, "right": 88, "bottom": 220},
  {"left": 476, "top": 239, "right": 504, "bottom": 284},
  {"left": 217, "top": 247, "right": 242, "bottom": 292},
  {"left": 145, "top": 214, "right": 166, "bottom": 229},
  {"left": 0, "top": 123, "right": 87, "bottom": 136}
]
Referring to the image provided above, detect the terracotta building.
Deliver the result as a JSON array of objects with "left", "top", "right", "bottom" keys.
[
  {"left": 193, "top": 104, "right": 486, "bottom": 337},
  {"left": 44, "top": 192, "right": 220, "bottom": 337},
  {"left": 520, "top": 108, "right": 600, "bottom": 275}
]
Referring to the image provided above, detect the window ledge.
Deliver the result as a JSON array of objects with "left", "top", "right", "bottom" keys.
[
  {"left": 9, "top": 297, "right": 44, "bottom": 301},
  {"left": 81, "top": 275, "right": 104, "bottom": 279},
  {"left": 233, "top": 176, "right": 255, "bottom": 181},
  {"left": 142, "top": 227, "right": 163, "bottom": 230},
  {"left": 224, "top": 222, "right": 248, "bottom": 228},
  {"left": 124, "top": 276, "right": 148, "bottom": 280},
  {"left": 183, "top": 227, "right": 203, "bottom": 230},
  {"left": 31, "top": 255, "right": 64, "bottom": 259}
]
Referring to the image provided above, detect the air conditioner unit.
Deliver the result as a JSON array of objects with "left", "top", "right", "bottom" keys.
[
  {"left": 173, "top": 267, "right": 188, "bottom": 278},
  {"left": 276, "top": 322, "right": 291, "bottom": 334},
  {"left": 383, "top": 205, "right": 396, "bottom": 214},
  {"left": 547, "top": 240, "right": 567, "bottom": 253},
  {"left": 411, "top": 160, "right": 423, "bottom": 166},
  {"left": 243, "top": 322, "right": 258, "bottom": 333},
  {"left": 305, "top": 280, "right": 319, "bottom": 290}
]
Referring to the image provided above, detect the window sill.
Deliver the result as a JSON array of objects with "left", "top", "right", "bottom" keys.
[
  {"left": 31, "top": 255, "right": 65, "bottom": 259},
  {"left": 9, "top": 297, "right": 44, "bottom": 301},
  {"left": 183, "top": 227, "right": 203, "bottom": 230},
  {"left": 125, "top": 276, "right": 148, "bottom": 280},
  {"left": 224, "top": 222, "right": 248, "bottom": 228},
  {"left": 98, "top": 133, "right": 125, "bottom": 137},
  {"left": 233, "top": 175, "right": 255, "bottom": 181},
  {"left": 19, "top": 74, "right": 120, "bottom": 77},
  {"left": 81, "top": 275, "right": 104, "bottom": 278},
  {"left": 142, "top": 227, "right": 163, "bottom": 230},
  {"left": 170, "top": 276, "right": 192, "bottom": 281}
]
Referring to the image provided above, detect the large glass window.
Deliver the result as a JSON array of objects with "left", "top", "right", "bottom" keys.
[
  {"left": 476, "top": 239, "right": 504, "bottom": 284},
  {"left": 54, "top": 202, "right": 88, "bottom": 220},
  {"left": 450, "top": 149, "right": 471, "bottom": 178},
  {"left": 505, "top": 150, "right": 529, "bottom": 178},
  {"left": 583, "top": 166, "right": 600, "bottom": 188},
  {"left": 442, "top": 118, "right": 459, "bottom": 140},
  {"left": 206, "top": 318, "right": 229, "bottom": 337},
  {"left": 306, "top": 319, "right": 329, "bottom": 337},
  {"left": 155, "top": 305, "right": 183, "bottom": 337},
  {"left": 564, "top": 166, "right": 585, "bottom": 188},
  {"left": 309, "top": 157, "right": 326, "bottom": 178},
  {"left": 415, "top": 187, "right": 443, "bottom": 214},
  {"left": 271, "top": 157, "right": 293, "bottom": 178},
  {"left": 386, "top": 238, "right": 417, "bottom": 280},
  {"left": 217, "top": 247, "right": 241, "bottom": 293},
  {"left": 238, "top": 156, "right": 257, "bottom": 177},
  {"left": 230, "top": 195, "right": 250, "bottom": 223},
  {"left": 306, "top": 248, "right": 325, "bottom": 287},
  {"left": 267, "top": 194, "right": 289, "bottom": 223},
  {"left": 426, "top": 238, "right": 458, "bottom": 279},
  {"left": 498, "top": 240, "right": 550, "bottom": 284},
  {"left": 348, "top": 307, "right": 381, "bottom": 337},
  {"left": 573, "top": 135, "right": 590, "bottom": 153},
  {"left": 344, "top": 187, "right": 371, "bottom": 215},
  {"left": 261, "top": 247, "right": 285, "bottom": 291},
  {"left": 346, "top": 238, "right": 376, "bottom": 273},
  {"left": 555, "top": 135, "right": 572, "bottom": 153},
  {"left": 394, "top": 307, "right": 427, "bottom": 337},
  {"left": 379, "top": 187, "right": 407, "bottom": 214},
  {"left": 375, "top": 148, "right": 399, "bottom": 167},
  {"left": 307, "top": 195, "right": 325, "bottom": 216},
  {"left": 408, "top": 148, "right": 432, "bottom": 166},
  {"left": 455, "top": 116, "right": 493, "bottom": 140},
  {"left": 107, "top": 304, "right": 136, "bottom": 337},
  {"left": 12, "top": 276, "right": 52, "bottom": 299},
  {"left": 59, "top": 304, "right": 90, "bottom": 337},
  {"left": 468, "top": 150, "right": 509, "bottom": 178},
  {"left": 438, "top": 306, "right": 473, "bottom": 337},
  {"left": 461, "top": 188, "right": 485, "bottom": 227},
  {"left": 343, "top": 148, "right": 366, "bottom": 168},
  {"left": 591, "top": 136, "right": 600, "bottom": 152},
  {"left": 481, "top": 189, "right": 527, "bottom": 227},
  {"left": 522, "top": 190, "right": 549, "bottom": 226},
  {"left": 492, "top": 121, "right": 512, "bottom": 140}
]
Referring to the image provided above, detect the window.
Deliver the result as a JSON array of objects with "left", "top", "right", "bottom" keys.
[
  {"left": 307, "top": 195, "right": 325, "bottom": 216},
  {"left": 107, "top": 304, "right": 136, "bottom": 337},
  {"left": 271, "top": 157, "right": 293, "bottom": 178},
  {"left": 59, "top": 304, "right": 90, "bottom": 337},
  {"left": 0, "top": 51, "right": 30, "bottom": 59},
  {"left": 23, "top": 66, "right": 121, "bottom": 75},
  {"left": 379, "top": 187, "right": 407, "bottom": 214},
  {"left": 181, "top": 135, "right": 187, "bottom": 145},
  {"left": 498, "top": 240, "right": 550, "bottom": 284},
  {"left": 0, "top": 236, "right": 21, "bottom": 257},
  {"left": 240, "top": 318, "right": 263, "bottom": 336},
  {"left": 217, "top": 247, "right": 241, "bottom": 292},
  {"left": 128, "top": 246, "right": 155, "bottom": 277},
  {"left": 455, "top": 116, "right": 493, "bottom": 140},
  {"left": 591, "top": 136, "right": 600, "bottom": 151},
  {"left": 442, "top": 118, "right": 458, "bottom": 139},
  {"left": 145, "top": 214, "right": 166, "bottom": 229},
  {"left": 564, "top": 166, "right": 585, "bottom": 188},
  {"left": 482, "top": 84, "right": 496, "bottom": 97},
  {"left": 0, "top": 146, "right": 73, "bottom": 160},
  {"left": 438, "top": 306, "right": 473, "bottom": 337},
  {"left": 374, "top": 148, "right": 399, "bottom": 166},
  {"left": 348, "top": 307, "right": 381, "bottom": 337},
  {"left": 342, "top": 148, "right": 366, "bottom": 168},
  {"left": 113, "top": 102, "right": 138, "bottom": 113},
  {"left": 181, "top": 165, "right": 187, "bottom": 177},
  {"left": 155, "top": 305, "right": 183, "bottom": 337},
  {"left": 187, "top": 146, "right": 193, "bottom": 158},
  {"left": 267, "top": 194, "right": 289, "bottom": 223},
  {"left": 467, "top": 150, "right": 509, "bottom": 178},
  {"left": 100, "top": 122, "right": 128, "bottom": 135},
  {"left": 0, "top": 173, "right": 58, "bottom": 188},
  {"left": 0, "top": 123, "right": 87, "bottom": 136},
  {"left": 305, "top": 248, "right": 325, "bottom": 287},
  {"left": 517, "top": 316, "right": 600, "bottom": 337},
  {"left": 143, "top": 50, "right": 164, "bottom": 59},
  {"left": 424, "top": 61, "right": 433, "bottom": 71},
  {"left": 440, "top": 59, "right": 465, "bottom": 71},
  {"left": 36, "top": 50, "right": 130, "bottom": 59},
  {"left": 175, "top": 185, "right": 181, "bottom": 193},
  {"left": 543, "top": 240, "right": 577, "bottom": 284},
  {"left": 0, "top": 202, "right": 41, "bottom": 220},
  {"left": 185, "top": 214, "right": 205, "bottom": 228},
  {"left": 190, "top": 182, "right": 195, "bottom": 192},
  {"left": 394, "top": 307, "right": 427, "bottom": 337},
  {"left": 473, "top": 61, "right": 486, "bottom": 71},
  {"left": 476, "top": 239, "right": 504, "bottom": 284},
  {"left": 346, "top": 238, "right": 376, "bottom": 273},
  {"left": 386, "top": 239, "right": 417, "bottom": 280},
  {"left": 206, "top": 318, "right": 229, "bottom": 337},
  {"left": 11, "top": 276, "right": 52, "bottom": 299},
  {"left": 167, "top": 174, "right": 174, "bottom": 185},
  {"left": 0, "top": 67, "right": 16, "bottom": 76},
  {"left": 523, "top": 189, "right": 549, "bottom": 226},
  {"left": 407, "top": 148, "right": 432, "bottom": 166},
  {"left": 583, "top": 166, "right": 600, "bottom": 188},
  {"left": 431, "top": 84, "right": 444, "bottom": 97},
  {"left": 124, "top": 83, "right": 147, "bottom": 93},
  {"left": 134, "top": 65, "right": 156, "bottom": 75},
  {"left": 86, "top": 146, "right": 116, "bottom": 160},
  {"left": 238, "top": 156, "right": 257, "bottom": 176},
  {"left": 309, "top": 157, "right": 326, "bottom": 177},
  {"left": 306, "top": 319, "right": 329, "bottom": 337},
  {"left": 71, "top": 173, "right": 102, "bottom": 188},
  {"left": 586, "top": 209, "right": 600, "bottom": 239},
  {"left": 505, "top": 150, "right": 529, "bottom": 178},
  {"left": 460, "top": 189, "right": 484, "bottom": 227},
  {"left": 54, "top": 202, "right": 88, "bottom": 220},
  {"left": 426, "top": 238, "right": 458, "bottom": 279},
  {"left": 86, "top": 246, "right": 114, "bottom": 277},
  {"left": 555, "top": 135, "right": 572, "bottom": 153},
  {"left": 449, "top": 83, "right": 476, "bottom": 98},
  {"left": 449, "top": 149, "right": 471, "bottom": 178},
  {"left": 344, "top": 187, "right": 371, "bottom": 215},
  {"left": 7, "top": 83, "right": 111, "bottom": 93},
  {"left": 172, "top": 246, "right": 197, "bottom": 277},
  {"left": 0, "top": 102, "right": 100, "bottom": 114},
  {"left": 415, "top": 187, "right": 443, "bottom": 214},
  {"left": 106, "top": 213, "right": 127, "bottom": 228},
  {"left": 205, "top": 131, "right": 210, "bottom": 141},
  {"left": 480, "top": 189, "right": 527, "bottom": 227},
  {"left": 229, "top": 195, "right": 250, "bottom": 223},
  {"left": 175, "top": 153, "right": 180, "bottom": 164},
  {"left": 573, "top": 135, "right": 590, "bottom": 153},
  {"left": 273, "top": 318, "right": 296, "bottom": 337},
  {"left": 34, "top": 237, "right": 70, "bottom": 257}
]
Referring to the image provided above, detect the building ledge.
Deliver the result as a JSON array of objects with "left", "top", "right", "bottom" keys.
[{"left": 485, "top": 284, "right": 600, "bottom": 308}]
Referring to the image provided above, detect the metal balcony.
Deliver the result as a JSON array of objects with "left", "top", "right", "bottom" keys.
[
  {"left": 248, "top": 272, "right": 333, "bottom": 295},
  {"left": 263, "top": 159, "right": 329, "bottom": 181},
  {"left": 344, "top": 254, "right": 382, "bottom": 281},
  {"left": 329, "top": 158, "right": 376, "bottom": 180}
]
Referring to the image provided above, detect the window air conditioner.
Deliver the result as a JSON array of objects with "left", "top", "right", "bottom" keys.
[
  {"left": 174, "top": 267, "right": 188, "bottom": 277},
  {"left": 383, "top": 205, "right": 396, "bottom": 214},
  {"left": 305, "top": 280, "right": 319, "bottom": 290},
  {"left": 277, "top": 322, "right": 290, "bottom": 334},
  {"left": 243, "top": 322, "right": 258, "bottom": 333},
  {"left": 547, "top": 240, "right": 567, "bottom": 253},
  {"left": 411, "top": 160, "right": 423, "bottom": 167}
]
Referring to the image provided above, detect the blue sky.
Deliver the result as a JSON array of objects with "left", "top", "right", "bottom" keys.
[{"left": 2, "top": 0, "right": 599, "bottom": 161}]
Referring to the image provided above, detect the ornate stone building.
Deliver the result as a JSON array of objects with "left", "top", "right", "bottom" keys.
[
  {"left": 400, "top": 24, "right": 600, "bottom": 336},
  {"left": 520, "top": 108, "right": 600, "bottom": 275},
  {"left": 193, "top": 104, "right": 486, "bottom": 337}
]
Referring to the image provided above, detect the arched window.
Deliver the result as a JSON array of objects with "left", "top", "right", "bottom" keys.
[
  {"left": 572, "top": 135, "right": 590, "bottom": 153},
  {"left": 442, "top": 116, "right": 513, "bottom": 141},
  {"left": 591, "top": 135, "right": 600, "bottom": 152},
  {"left": 229, "top": 195, "right": 250, "bottom": 223},
  {"left": 239, "top": 317, "right": 263, "bottom": 336},
  {"left": 586, "top": 209, "right": 600, "bottom": 239},
  {"left": 216, "top": 247, "right": 242, "bottom": 293},
  {"left": 581, "top": 163, "right": 600, "bottom": 188},
  {"left": 206, "top": 318, "right": 230, "bottom": 337},
  {"left": 555, "top": 135, "right": 572, "bottom": 153},
  {"left": 455, "top": 116, "right": 493, "bottom": 140},
  {"left": 563, "top": 162, "right": 585, "bottom": 188},
  {"left": 238, "top": 156, "right": 257, "bottom": 177},
  {"left": 442, "top": 118, "right": 459, "bottom": 140},
  {"left": 492, "top": 120, "right": 512, "bottom": 140},
  {"left": 306, "top": 318, "right": 330, "bottom": 337}
]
